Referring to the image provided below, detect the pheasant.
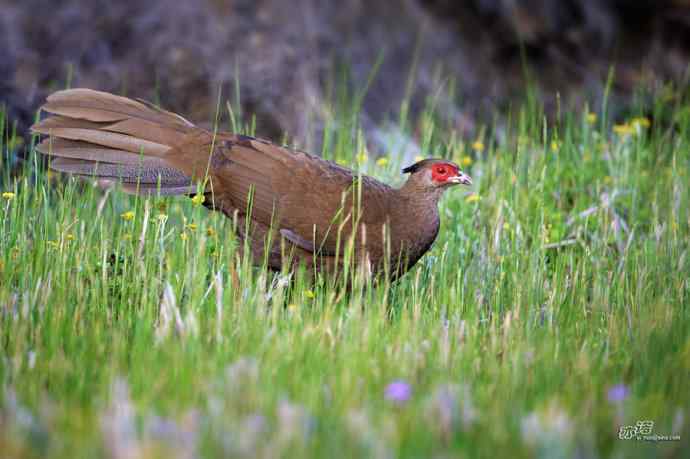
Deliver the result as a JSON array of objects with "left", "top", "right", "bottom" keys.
[{"left": 31, "top": 89, "right": 472, "bottom": 280}]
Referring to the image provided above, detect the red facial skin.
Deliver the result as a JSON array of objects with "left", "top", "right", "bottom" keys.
[{"left": 430, "top": 163, "right": 460, "bottom": 184}]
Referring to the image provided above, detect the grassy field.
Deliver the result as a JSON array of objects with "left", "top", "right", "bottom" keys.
[{"left": 1, "top": 85, "right": 689, "bottom": 458}]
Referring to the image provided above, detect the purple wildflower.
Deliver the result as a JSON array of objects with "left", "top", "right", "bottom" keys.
[
  {"left": 607, "top": 384, "right": 629, "bottom": 403},
  {"left": 384, "top": 380, "right": 412, "bottom": 404}
]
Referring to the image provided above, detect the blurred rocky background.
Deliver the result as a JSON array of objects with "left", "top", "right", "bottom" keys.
[{"left": 1, "top": 0, "right": 690, "bottom": 152}]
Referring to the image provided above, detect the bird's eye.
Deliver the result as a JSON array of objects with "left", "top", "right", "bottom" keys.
[{"left": 437, "top": 166, "right": 447, "bottom": 175}]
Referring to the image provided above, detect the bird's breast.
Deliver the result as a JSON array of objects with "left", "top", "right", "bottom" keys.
[{"left": 382, "top": 207, "right": 440, "bottom": 277}]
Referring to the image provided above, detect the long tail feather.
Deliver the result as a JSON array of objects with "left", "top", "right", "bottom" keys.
[
  {"left": 32, "top": 88, "right": 203, "bottom": 196},
  {"left": 43, "top": 88, "right": 194, "bottom": 128},
  {"left": 36, "top": 139, "right": 168, "bottom": 167},
  {"left": 50, "top": 158, "right": 191, "bottom": 185}
]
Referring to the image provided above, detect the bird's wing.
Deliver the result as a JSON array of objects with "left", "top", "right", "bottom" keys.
[{"left": 211, "top": 135, "right": 392, "bottom": 256}]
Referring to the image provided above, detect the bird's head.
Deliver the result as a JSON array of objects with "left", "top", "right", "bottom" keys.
[{"left": 402, "top": 159, "right": 472, "bottom": 194}]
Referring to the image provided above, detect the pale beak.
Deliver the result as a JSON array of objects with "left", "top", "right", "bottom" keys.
[{"left": 449, "top": 172, "right": 472, "bottom": 186}]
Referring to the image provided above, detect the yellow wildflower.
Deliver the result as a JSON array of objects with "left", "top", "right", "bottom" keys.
[
  {"left": 187, "top": 222, "right": 198, "bottom": 231},
  {"left": 414, "top": 155, "right": 425, "bottom": 162},
  {"left": 336, "top": 158, "right": 348, "bottom": 166},
  {"left": 461, "top": 156, "right": 473, "bottom": 167},
  {"left": 305, "top": 289, "right": 315, "bottom": 299},
  {"left": 376, "top": 157, "right": 389, "bottom": 167},
  {"left": 586, "top": 112, "right": 597, "bottom": 125},
  {"left": 472, "top": 140, "right": 485, "bottom": 152},
  {"left": 613, "top": 124, "right": 634, "bottom": 136},
  {"left": 157, "top": 213, "right": 168, "bottom": 223},
  {"left": 631, "top": 117, "right": 650, "bottom": 129},
  {"left": 465, "top": 193, "right": 480, "bottom": 203},
  {"left": 356, "top": 152, "right": 368, "bottom": 164},
  {"left": 2, "top": 192, "right": 15, "bottom": 200},
  {"left": 121, "top": 211, "right": 135, "bottom": 221},
  {"left": 191, "top": 194, "right": 205, "bottom": 206},
  {"left": 287, "top": 303, "right": 299, "bottom": 313},
  {"left": 66, "top": 233, "right": 75, "bottom": 241},
  {"left": 206, "top": 227, "right": 216, "bottom": 237},
  {"left": 47, "top": 240, "right": 59, "bottom": 249},
  {"left": 550, "top": 140, "right": 560, "bottom": 152},
  {"left": 180, "top": 232, "right": 188, "bottom": 241}
]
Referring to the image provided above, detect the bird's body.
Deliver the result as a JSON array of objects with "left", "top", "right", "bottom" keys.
[{"left": 32, "top": 89, "right": 471, "bottom": 280}]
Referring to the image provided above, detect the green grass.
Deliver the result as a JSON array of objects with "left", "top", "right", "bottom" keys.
[{"left": 1, "top": 86, "right": 689, "bottom": 459}]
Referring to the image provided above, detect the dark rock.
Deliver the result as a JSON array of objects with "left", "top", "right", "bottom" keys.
[{"left": 1, "top": 0, "right": 689, "bottom": 155}]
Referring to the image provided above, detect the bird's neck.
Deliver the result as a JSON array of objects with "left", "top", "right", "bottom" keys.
[
  {"left": 391, "top": 181, "right": 441, "bottom": 233},
  {"left": 396, "top": 180, "right": 444, "bottom": 214}
]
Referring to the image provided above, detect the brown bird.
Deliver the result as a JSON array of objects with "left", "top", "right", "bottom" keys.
[{"left": 31, "top": 89, "right": 472, "bottom": 280}]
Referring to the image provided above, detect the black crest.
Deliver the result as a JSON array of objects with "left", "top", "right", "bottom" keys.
[{"left": 402, "top": 158, "right": 452, "bottom": 174}]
